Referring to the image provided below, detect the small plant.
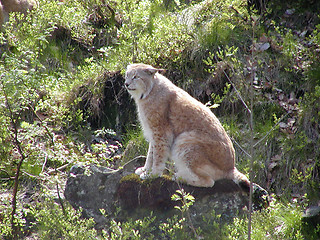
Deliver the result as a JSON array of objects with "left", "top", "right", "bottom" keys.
[
  {"left": 171, "top": 189, "right": 195, "bottom": 213},
  {"left": 171, "top": 189, "right": 200, "bottom": 239},
  {"left": 159, "top": 216, "right": 189, "bottom": 240},
  {"left": 35, "top": 201, "right": 98, "bottom": 239},
  {"left": 206, "top": 83, "right": 231, "bottom": 109},
  {"left": 100, "top": 211, "right": 157, "bottom": 240}
]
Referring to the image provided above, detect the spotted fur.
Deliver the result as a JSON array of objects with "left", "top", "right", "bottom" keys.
[{"left": 125, "top": 63, "right": 249, "bottom": 187}]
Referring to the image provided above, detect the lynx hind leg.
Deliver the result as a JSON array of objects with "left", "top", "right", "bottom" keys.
[
  {"left": 172, "top": 134, "right": 215, "bottom": 187},
  {"left": 174, "top": 162, "right": 215, "bottom": 187}
]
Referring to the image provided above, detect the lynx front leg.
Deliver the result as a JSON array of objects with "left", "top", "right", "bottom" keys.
[
  {"left": 150, "top": 140, "right": 169, "bottom": 177},
  {"left": 139, "top": 139, "right": 170, "bottom": 179},
  {"left": 135, "top": 143, "right": 153, "bottom": 176}
]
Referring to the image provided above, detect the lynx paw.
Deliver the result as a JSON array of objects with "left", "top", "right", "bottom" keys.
[
  {"left": 135, "top": 167, "right": 146, "bottom": 175},
  {"left": 135, "top": 167, "right": 161, "bottom": 180},
  {"left": 139, "top": 171, "right": 151, "bottom": 180}
]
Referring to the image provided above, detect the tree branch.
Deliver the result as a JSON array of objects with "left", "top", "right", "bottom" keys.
[{"left": 1, "top": 80, "right": 26, "bottom": 237}]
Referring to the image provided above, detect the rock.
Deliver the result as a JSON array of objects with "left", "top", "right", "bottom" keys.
[
  {"left": 64, "top": 164, "right": 125, "bottom": 227},
  {"left": 64, "top": 163, "right": 269, "bottom": 227},
  {"left": 0, "top": 0, "right": 35, "bottom": 26},
  {"left": 302, "top": 206, "right": 320, "bottom": 227}
]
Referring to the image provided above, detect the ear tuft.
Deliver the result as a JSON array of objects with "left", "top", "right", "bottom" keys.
[{"left": 144, "top": 67, "right": 158, "bottom": 76}]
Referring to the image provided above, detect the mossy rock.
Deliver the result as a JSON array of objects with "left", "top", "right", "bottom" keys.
[
  {"left": 116, "top": 174, "right": 268, "bottom": 211},
  {"left": 65, "top": 164, "right": 269, "bottom": 227}
]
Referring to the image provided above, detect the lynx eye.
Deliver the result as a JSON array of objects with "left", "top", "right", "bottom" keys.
[{"left": 132, "top": 76, "right": 139, "bottom": 81}]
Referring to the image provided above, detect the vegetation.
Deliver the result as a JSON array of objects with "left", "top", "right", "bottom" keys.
[{"left": 0, "top": 0, "right": 319, "bottom": 239}]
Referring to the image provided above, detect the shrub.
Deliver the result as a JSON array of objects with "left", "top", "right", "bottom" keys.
[{"left": 35, "top": 201, "right": 98, "bottom": 240}]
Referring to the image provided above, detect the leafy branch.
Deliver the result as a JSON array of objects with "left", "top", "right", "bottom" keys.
[
  {"left": 171, "top": 189, "right": 195, "bottom": 213},
  {"left": 1, "top": 78, "right": 27, "bottom": 237}
]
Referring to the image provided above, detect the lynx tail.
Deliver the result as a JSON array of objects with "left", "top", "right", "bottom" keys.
[{"left": 229, "top": 168, "right": 250, "bottom": 193}]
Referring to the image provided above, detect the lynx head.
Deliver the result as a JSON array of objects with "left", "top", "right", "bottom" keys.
[{"left": 125, "top": 63, "right": 163, "bottom": 100}]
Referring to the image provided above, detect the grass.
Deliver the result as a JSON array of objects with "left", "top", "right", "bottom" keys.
[{"left": 0, "top": 0, "right": 320, "bottom": 239}]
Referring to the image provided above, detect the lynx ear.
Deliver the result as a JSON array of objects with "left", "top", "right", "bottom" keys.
[
  {"left": 144, "top": 67, "right": 166, "bottom": 76},
  {"left": 158, "top": 68, "right": 166, "bottom": 74},
  {"left": 143, "top": 67, "right": 158, "bottom": 76}
]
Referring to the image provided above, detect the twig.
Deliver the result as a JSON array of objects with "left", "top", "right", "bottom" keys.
[
  {"left": 169, "top": 162, "right": 200, "bottom": 240},
  {"left": 116, "top": 155, "right": 146, "bottom": 172},
  {"left": 231, "top": 137, "right": 251, "bottom": 158},
  {"left": 21, "top": 170, "right": 43, "bottom": 180},
  {"left": 220, "top": 66, "right": 251, "bottom": 115},
  {"left": 28, "top": 104, "right": 54, "bottom": 145},
  {"left": 248, "top": 16, "right": 260, "bottom": 240},
  {"left": 232, "top": 113, "right": 287, "bottom": 159},
  {"left": 0, "top": 169, "right": 12, "bottom": 179},
  {"left": 41, "top": 153, "right": 48, "bottom": 174},
  {"left": 47, "top": 162, "right": 73, "bottom": 175},
  {"left": 56, "top": 182, "right": 66, "bottom": 215},
  {"left": 230, "top": 5, "right": 248, "bottom": 21}
]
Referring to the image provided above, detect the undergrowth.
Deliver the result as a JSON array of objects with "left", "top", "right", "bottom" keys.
[
  {"left": 0, "top": 0, "right": 320, "bottom": 239},
  {"left": 1, "top": 195, "right": 319, "bottom": 239}
]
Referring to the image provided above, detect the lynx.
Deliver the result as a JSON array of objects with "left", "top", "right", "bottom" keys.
[{"left": 125, "top": 63, "right": 249, "bottom": 188}]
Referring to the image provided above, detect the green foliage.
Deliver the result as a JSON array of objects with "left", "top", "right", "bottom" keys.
[
  {"left": 158, "top": 216, "right": 190, "bottom": 239},
  {"left": 0, "top": 195, "right": 30, "bottom": 238},
  {"left": 0, "top": 0, "right": 103, "bottom": 180},
  {"left": 121, "top": 126, "right": 148, "bottom": 164},
  {"left": 225, "top": 199, "right": 320, "bottom": 240},
  {"left": 34, "top": 201, "right": 97, "bottom": 239},
  {"left": 106, "top": 0, "right": 192, "bottom": 71},
  {"left": 2, "top": 192, "right": 319, "bottom": 240},
  {"left": 208, "top": 83, "right": 231, "bottom": 109},
  {"left": 0, "top": 0, "right": 320, "bottom": 239},
  {"left": 102, "top": 216, "right": 158, "bottom": 239},
  {"left": 171, "top": 189, "right": 195, "bottom": 213},
  {"left": 193, "top": 0, "right": 250, "bottom": 48}
]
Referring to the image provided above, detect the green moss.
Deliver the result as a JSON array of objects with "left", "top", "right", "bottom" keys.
[
  {"left": 120, "top": 173, "right": 142, "bottom": 184},
  {"left": 162, "top": 174, "right": 173, "bottom": 182},
  {"left": 119, "top": 173, "right": 174, "bottom": 189}
]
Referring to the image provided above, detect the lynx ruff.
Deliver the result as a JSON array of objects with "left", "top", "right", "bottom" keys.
[{"left": 125, "top": 63, "right": 249, "bottom": 188}]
